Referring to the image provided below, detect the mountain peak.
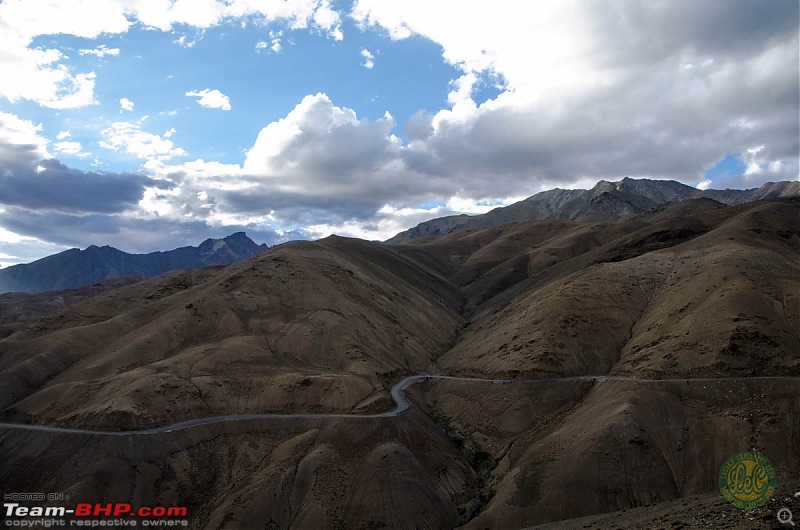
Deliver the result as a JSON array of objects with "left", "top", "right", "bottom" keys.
[
  {"left": 0, "top": 233, "right": 269, "bottom": 294},
  {"left": 224, "top": 231, "right": 249, "bottom": 241},
  {"left": 386, "top": 178, "right": 800, "bottom": 244}
]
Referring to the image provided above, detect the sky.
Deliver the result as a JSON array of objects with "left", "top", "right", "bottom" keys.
[{"left": 0, "top": 0, "right": 798, "bottom": 267}]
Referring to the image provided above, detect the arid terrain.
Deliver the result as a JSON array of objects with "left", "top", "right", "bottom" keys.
[{"left": 1, "top": 197, "right": 798, "bottom": 529}]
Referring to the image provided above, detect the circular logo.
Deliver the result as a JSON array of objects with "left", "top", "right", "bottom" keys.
[{"left": 718, "top": 451, "right": 777, "bottom": 509}]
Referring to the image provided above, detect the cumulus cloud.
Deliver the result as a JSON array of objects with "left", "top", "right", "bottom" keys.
[
  {"left": 0, "top": 0, "right": 123, "bottom": 108},
  {"left": 256, "top": 30, "right": 283, "bottom": 53},
  {"left": 53, "top": 141, "right": 90, "bottom": 157},
  {"left": 0, "top": 112, "right": 51, "bottom": 173},
  {"left": 100, "top": 120, "right": 187, "bottom": 163},
  {"left": 310, "top": 0, "right": 343, "bottom": 40},
  {"left": 84, "top": 95, "right": 423, "bottom": 242},
  {"left": 136, "top": 94, "right": 515, "bottom": 241},
  {"left": 0, "top": 112, "right": 155, "bottom": 214},
  {"left": 0, "top": 159, "right": 156, "bottom": 214},
  {"left": 179, "top": 0, "right": 797, "bottom": 239},
  {"left": 119, "top": 97, "right": 134, "bottom": 112},
  {"left": 242, "top": 93, "right": 405, "bottom": 195},
  {"left": 0, "top": 112, "right": 224, "bottom": 256},
  {"left": 186, "top": 89, "right": 232, "bottom": 111},
  {"left": 353, "top": 0, "right": 799, "bottom": 192},
  {"left": 0, "top": 34, "right": 97, "bottom": 109},
  {"left": 360, "top": 48, "right": 375, "bottom": 69}
]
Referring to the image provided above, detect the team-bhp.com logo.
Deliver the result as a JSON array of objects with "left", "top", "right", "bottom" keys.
[{"left": 4, "top": 502, "right": 189, "bottom": 527}]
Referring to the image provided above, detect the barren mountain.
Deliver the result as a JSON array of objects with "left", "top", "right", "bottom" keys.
[
  {"left": 0, "top": 231, "right": 268, "bottom": 294},
  {"left": 0, "top": 197, "right": 798, "bottom": 529},
  {"left": 0, "top": 276, "right": 144, "bottom": 339},
  {"left": 0, "top": 237, "right": 463, "bottom": 429},
  {"left": 386, "top": 178, "right": 800, "bottom": 244}
]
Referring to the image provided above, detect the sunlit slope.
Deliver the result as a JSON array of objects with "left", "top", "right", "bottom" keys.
[
  {"left": 433, "top": 199, "right": 800, "bottom": 377},
  {"left": 0, "top": 237, "right": 463, "bottom": 428}
]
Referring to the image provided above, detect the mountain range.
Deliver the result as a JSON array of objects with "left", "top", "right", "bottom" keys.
[
  {"left": 4, "top": 179, "right": 796, "bottom": 296},
  {"left": 0, "top": 191, "right": 797, "bottom": 528},
  {"left": 0, "top": 232, "right": 268, "bottom": 294},
  {"left": 386, "top": 178, "right": 800, "bottom": 244}
]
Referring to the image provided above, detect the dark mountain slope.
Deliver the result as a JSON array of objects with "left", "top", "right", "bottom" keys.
[
  {"left": 0, "top": 236, "right": 463, "bottom": 429},
  {"left": 0, "top": 232, "right": 268, "bottom": 294},
  {"left": 0, "top": 275, "right": 144, "bottom": 338},
  {"left": 387, "top": 178, "right": 799, "bottom": 244},
  {"left": 434, "top": 199, "right": 800, "bottom": 379}
]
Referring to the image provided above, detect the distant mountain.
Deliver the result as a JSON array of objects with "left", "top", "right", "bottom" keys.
[
  {"left": 0, "top": 232, "right": 268, "bottom": 294},
  {"left": 386, "top": 178, "right": 800, "bottom": 244}
]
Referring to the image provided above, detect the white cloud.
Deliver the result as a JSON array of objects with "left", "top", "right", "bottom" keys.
[
  {"left": 56, "top": 130, "right": 71, "bottom": 140},
  {"left": 79, "top": 44, "right": 120, "bottom": 58},
  {"left": 0, "top": 111, "right": 50, "bottom": 161},
  {"left": 119, "top": 97, "right": 134, "bottom": 112},
  {"left": 0, "top": 111, "right": 157, "bottom": 224},
  {"left": 352, "top": 1, "right": 595, "bottom": 98},
  {"left": 0, "top": 0, "right": 124, "bottom": 108},
  {"left": 256, "top": 31, "right": 282, "bottom": 53},
  {"left": 0, "top": 230, "right": 69, "bottom": 268},
  {"left": 100, "top": 120, "right": 187, "bottom": 163},
  {"left": 0, "top": 0, "right": 343, "bottom": 108},
  {"left": 144, "top": 0, "right": 344, "bottom": 39},
  {"left": 447, "top": 72, "right": 476, "bottom": 104},
  {"left": 352, "top": 0, "right": 799, "bottom": 191},
  {"left": 186, "top": 89, "right": 232, "bottom": 111},
  {"left": 311, "top": 0, "right": 343, "bottom": 40},
  {"left": 360, "top": 48, "right": 375, "bottom": 69},
  {"left": 173, "top": 34, "right": 199, "bottom": 48},
  {"left": 243, "top": 93, "right": 401, "bottom": 192},
  {"left": 0, "top": 33, "right": 97, "bottom": 109},
  {"left": 301, "top": 193, "right": 522, "bottom": 241},
  {"left": 695, "top": 179, "right": 712, "bottom": 190},
  {"left": 0, "top": 0, "right": 132, "bottom": 41},
  {"left": 53, "top": 140, "right": 90, "bottom": 157}
]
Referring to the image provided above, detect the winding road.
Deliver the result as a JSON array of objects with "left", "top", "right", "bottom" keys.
[{"left": 0, "top": 374, "right": 797, "bottom": 437}]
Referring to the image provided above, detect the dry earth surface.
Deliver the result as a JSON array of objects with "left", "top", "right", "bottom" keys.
[{"left": 1, "top": 198, "right": 798, "bottom": 529}]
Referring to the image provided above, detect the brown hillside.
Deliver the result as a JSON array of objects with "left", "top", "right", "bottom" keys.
[
  {"left": 434, "top": 199, "right": 800, "bottom": 379},
  {"left": 0, "top": 198, "right": 798, "bottom": 529},
  {"left": 0, "top": 238, "right": 463, "bottom": 429}
]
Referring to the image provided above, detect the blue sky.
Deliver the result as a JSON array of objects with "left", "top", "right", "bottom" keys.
[
  {"left": 0, "top": 0, "right": 797, "bottom": 266},
  {"left": 11, "top": 14, "right": 465, "bottom": 171}
]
